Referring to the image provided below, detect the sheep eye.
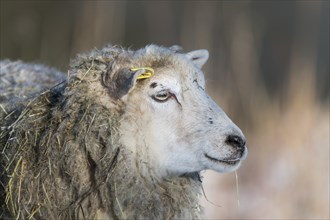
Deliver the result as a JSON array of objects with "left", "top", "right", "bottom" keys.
[{"left": 152, "top": 90, "right": 172, "bottom": 102}]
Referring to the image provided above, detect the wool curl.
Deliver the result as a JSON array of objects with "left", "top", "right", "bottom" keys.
[{"left": 0, "top": 45, "right": 202, "bottom": 220}]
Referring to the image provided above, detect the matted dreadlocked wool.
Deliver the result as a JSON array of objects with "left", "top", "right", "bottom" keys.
[{"left": 0, "top": 45, "right": 202, "bottom": 219}]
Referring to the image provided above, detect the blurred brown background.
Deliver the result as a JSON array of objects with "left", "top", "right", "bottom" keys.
[{"left": 1, "top": 1, "right": 329, "bottom": 219}]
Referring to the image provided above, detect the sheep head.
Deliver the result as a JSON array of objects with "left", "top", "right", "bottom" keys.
[{"left": 72, "top": 45, "right": 247, "bottom": 179}]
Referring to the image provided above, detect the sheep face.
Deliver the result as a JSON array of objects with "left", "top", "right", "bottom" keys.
[{"left": 117, "top": 46, "right": 247, "bottom": 178}]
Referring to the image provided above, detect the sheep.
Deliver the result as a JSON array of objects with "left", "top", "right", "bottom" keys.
[
  {"left": 0, "top": 60, "right": 66, "bottom": 107},
  {"left": 0, "top": 44, "right": 248, "bottom": 219}
]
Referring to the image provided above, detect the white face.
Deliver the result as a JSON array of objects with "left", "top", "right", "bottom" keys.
[{"left": 120, "top": 49, "right": 247, "bottom": 178}]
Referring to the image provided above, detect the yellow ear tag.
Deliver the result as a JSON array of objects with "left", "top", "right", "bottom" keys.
[{"left": 131, "top": 67, "right": 154, "bottom": 80}]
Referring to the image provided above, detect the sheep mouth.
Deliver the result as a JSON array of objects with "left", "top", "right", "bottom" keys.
[{"left": 204, "top": 154, "right": 241, "bottom": 166}]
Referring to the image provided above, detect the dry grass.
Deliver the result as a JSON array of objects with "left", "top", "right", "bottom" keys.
[
  {"left": 200, "top": 46, "right": 329, "bottom": 220},
  {"left": 0, "top": 86, "right": 57, "bottom": 219},
  {"left": 200, "top": 3, "right": 329, "bottom": 218},
  {"left": 202, "top": 105, "right": 328, "bottom": 219}
]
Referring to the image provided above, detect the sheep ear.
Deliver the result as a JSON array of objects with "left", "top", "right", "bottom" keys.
[
  {"left": 103, "top": 67, "right": 142, "bottom": 99},
  {"left": 186, "top": 49, "right": 209, "bottom": 68}
]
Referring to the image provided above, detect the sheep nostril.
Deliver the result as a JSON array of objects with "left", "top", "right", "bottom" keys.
[{"left": 226, "top": 134, "right": 246, "bottom": 150}]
